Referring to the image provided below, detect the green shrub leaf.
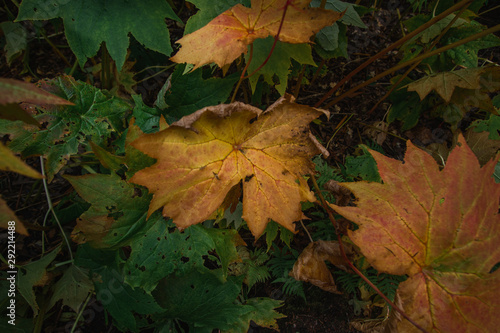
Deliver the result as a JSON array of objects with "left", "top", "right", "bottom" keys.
[{"left": 16, "top": 0, "right": 180, "bottom": 70}]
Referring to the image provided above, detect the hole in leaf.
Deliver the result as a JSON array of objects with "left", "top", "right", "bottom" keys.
[
  {"left": 490, "top": 262, "right": 500, "bottom": 273},
  {"left": 249, "top": 116, "right": 258, "bottom": 124},
  {"left": 181, "top": 256, "right": 189, "bottom": 263}
]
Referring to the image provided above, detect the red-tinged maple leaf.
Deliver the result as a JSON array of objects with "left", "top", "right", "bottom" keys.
[
  {"left": 170, "top": 0, "right": 343, "bottom": 70},
  {"left": 130, "top": 95, "right": 327, "bottom": 238},
  {"left": 330, "top": 135, "right": 500, "bottom": 332}
]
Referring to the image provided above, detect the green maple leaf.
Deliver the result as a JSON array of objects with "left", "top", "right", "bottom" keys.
[
  {"left": 245, "top": 37, "right": 316, "bottom": 95},
  {"left": 0, "top": 76, "right": 130, "bottom": 181},
  {"left": 16, "top": 0, "right": 180, "bottom": 70},
  {"left": 75, "top": 245, "right": 163, "bottom": 332},
  {"left": 157, "top": 64, "right": 239, "bottom": 118},
  {"left": 153, "top": 269, "right": 282, "bottom": 332},
  {"left": 65, "top": 173, "right": 154, "bottom": 249},
  {"left": 124, "top": 218, "right": 241, "bottom": 292},
  {"left": 48, "top": 265, "right": 93, "bottom": 313}
]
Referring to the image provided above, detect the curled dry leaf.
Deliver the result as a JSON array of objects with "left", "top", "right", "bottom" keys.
[
  {"left": 170, "top": 0, "right": 343, "bottom": 69},
  {"left": 290, "top": 240, "right": 354, "bottom": 294},
  {"left": 324, "top": 179, "right": 351, "bottom": 206},
  {"left": 130, "top": 95, "right": 328, "bottom": 238},
  {"left": 330, "top": 134, "right": 500, "bottom": 332}
]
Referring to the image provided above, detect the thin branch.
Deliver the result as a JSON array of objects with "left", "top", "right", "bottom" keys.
[{"left": 40, "top": 157, "right": 73, "bottom": 261}]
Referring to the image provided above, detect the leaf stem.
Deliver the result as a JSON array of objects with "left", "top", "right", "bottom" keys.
[
  {"left": 310, "top": 175, "right": 429, "bottom": 333},
  {"left": 40, "top": 157, "right": 73, "bottom": 261},
  {"left": 313, "top": 0, "right": 473, "bottom": 108},
  {"left": 70, "top": 292, "right": 92, "bottom": 333},
  {"left": 231, "top": 44, "right": 254, "bottom": 103},
  {"left": 244, "top": 0, "right": 291, "bottom": 79}
]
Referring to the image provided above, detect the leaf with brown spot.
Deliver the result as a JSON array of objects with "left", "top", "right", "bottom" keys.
[
  {"left": 130, "top": 95, "right": 327, "bottom": 238},
  {"left": 330, "top": 134, "right": 500, "bottom": 332},
  {"left": 170, "top": 0, "right": 343, "bottom": 69}
]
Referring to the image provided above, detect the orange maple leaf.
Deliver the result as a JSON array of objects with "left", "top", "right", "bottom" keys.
[
  {"left": 170, "top": 0, "right": 343, "bottom": 70},
  {"left": 130, "top": 95, "right": 327, "bottom": 238},
  {"left": 330, "top": 135, "right": 500, "bottom": 332}
]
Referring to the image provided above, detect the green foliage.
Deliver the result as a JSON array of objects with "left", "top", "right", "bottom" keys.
[
  {"left": 48, "top": 265, "right": 93, "bottom": 313},
  {"left": 2, "top": 0, "right": 500, "bottom": 331},
  {"left": 245, "top": 38, "right": 316, "bottom": 95},
  {"left": 343, "top": 144, "right": 383, "bottom": 182},
  {"left": 335, "top": 268, "right": 407, "bottom": 303},
  {"left": 230, "top": 247, "right": 271, "bottom": 290},
  {"left": 314, "top": 155, "right": 344, "bottom": 188},
  {"left": 268, "top": 245, "right": 306, "bottom": 301},
  {"left": 17, "top": 0, "right": 180, "bottom": 70},
  {"left": 183, "top": 0, "right": 251, "bottom": 35},
  {"left": 152, "top": 268, "right": 282, "bottom": 333},
  {"left": 0, "top": 76, "right": 130, "bottom": 180},
  {"left": 65, "top": 173, "right": 154, "bottom": 248},
  {"left": 401, "top": 13, "right": 500, "bottom": 71},
  {"left": 76, "top": 245, "right": 164, "bottom": 332},
  {"left": 471, "top": 115, "right": 500, "bottom": 140},
  {"left": 264, "top": 220, "right": 295, "bottom": 251},
  {"left": 0, "top": 21, "right": 27, "bottom": 66},
  {"left": 156, "top": 64, "right": 240, "bottom": 118},
  {"left": 311, "top": 0, "right": 366, "bottom": 60},
  {"left": 17, "top": 246, "right": 60, "bottom": 316},
  {"left": 387, "top": 76, "right": 433, "bottom": 131}
]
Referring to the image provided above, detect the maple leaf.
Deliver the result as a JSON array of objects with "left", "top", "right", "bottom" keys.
[
  {"left": 406, "top": 67, "right": 500, "bottom": 103},
  {"left": 245, "top": 37, "right": 316, "bottom": 95},
  {"left": 16, "top": 0, "right": 180, "bottom": 70},
  {"left": 130, "top": 95, "right": 327, "bottom": 238},
  {"left": 170, "top": 0, "right": 343, "bottom": 69},
  {"left": 290, "top": 240, "right": 354, "bottom": 293},
  {"left": 330, "top": 135, "right": 500, "bottom": 332}
]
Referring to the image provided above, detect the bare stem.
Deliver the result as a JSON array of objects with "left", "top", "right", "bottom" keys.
[{"left": 40, "top": 157, "right": 73, "bottom": 261}]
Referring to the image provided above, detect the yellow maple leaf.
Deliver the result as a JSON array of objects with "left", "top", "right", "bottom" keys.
[
  {"left": 170, "top": 0, "right": 343, "bottom": 70},
  {"left": 130, "top": 95, "right": 327, "bottom": 238}
]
